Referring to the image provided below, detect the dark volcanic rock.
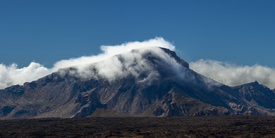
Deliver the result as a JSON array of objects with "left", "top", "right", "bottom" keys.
[
  {"left": 160, "top": 48, "right": 189, "bottom": 68},
  {"left": 0, "top": 106, "right": 15, "bottom": 117},
  {"left": 0, "top": 48, "right": 274, "bottom": 118},
  {"left": 233, "top": 81, "right": 275, "bottom": 109}
]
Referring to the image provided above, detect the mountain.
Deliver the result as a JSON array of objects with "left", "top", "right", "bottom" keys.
[
  {"left": 0, "top": 48, "right": 274, "bottom": 119},
  {"left": 232, "top": 81, "right": 275, "bottom": 115}
]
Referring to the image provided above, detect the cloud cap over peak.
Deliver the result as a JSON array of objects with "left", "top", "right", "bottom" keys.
[{"left": 0, "top": 37, "right": 175, "bottom": 89}]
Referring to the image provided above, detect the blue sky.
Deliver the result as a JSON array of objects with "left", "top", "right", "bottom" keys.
[{"left": 1, "top": 0, "right": 275, "bottom": 68}]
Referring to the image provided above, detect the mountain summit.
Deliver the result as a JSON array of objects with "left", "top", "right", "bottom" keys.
[{"left": 0, "top": 47, "right": 274, "bottom": 118}]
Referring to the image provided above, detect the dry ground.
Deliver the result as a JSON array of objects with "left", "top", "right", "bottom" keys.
[{"left": 0, "top": 116, "right": 274, "bottom": 137}]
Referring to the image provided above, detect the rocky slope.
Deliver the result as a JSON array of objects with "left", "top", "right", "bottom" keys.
[
  {"left": 231, "top": 81, "right": 275, "bottom": 115},
  {"left": 0, "top": 48, "right": 274, "bottom": 118}
]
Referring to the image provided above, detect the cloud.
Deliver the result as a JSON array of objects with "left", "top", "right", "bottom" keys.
[
  {"left": 52, "top": 37, "right": 174, "bottom": 70},
  {"left": 59, "top": 47, "right": 183, "bottom": 86},
  {"left": 0, "top": 37, "right": 175, "bottom": 89},
  {"left": 190, "top": 59, "right": 275, "bottom": 89},
  {"left": 0, "top": 62, "right": 50, "bottom": 89},
  {"left": 2, "top": 37, "right": 274, "bottom": 90}
]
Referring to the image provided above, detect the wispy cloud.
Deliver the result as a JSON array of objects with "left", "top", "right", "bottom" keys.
[
  {"left": 1, "top": 37, "right": 274, "bottom": 90},
  {"left": 190, "top": 59, "right": 275, "bottom": 89},
  {"left": 0, "top": 37, "right": 174, "bottom": 89}
]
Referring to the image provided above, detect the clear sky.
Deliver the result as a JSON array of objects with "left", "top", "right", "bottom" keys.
[{"left": 1, "top": 0, "right": 275, "bottom": 68}]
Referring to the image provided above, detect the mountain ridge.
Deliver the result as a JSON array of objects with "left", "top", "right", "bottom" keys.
[{"left": 0, "top": 47, "right": 274, "bottom": 118}]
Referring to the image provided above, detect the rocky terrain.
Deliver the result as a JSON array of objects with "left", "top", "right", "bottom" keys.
[
  {"left": 0, "top": 47, "right": 274, "bottom": 118},
  {"left": 0, "top": 116, "right": 274, "bottom": 137}
]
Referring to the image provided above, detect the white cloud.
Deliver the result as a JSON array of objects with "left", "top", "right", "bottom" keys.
[
  {"left": 52, "top": 37, "right": 174, "bottom": 70},
  {"left": 2, "top": 37, "right": 274, "bottom": 90},
  {"left": 62, "top": 47, "right": 183, "bottom": 85},
  {"left": 0, "top": 37, "right": 175, "bottom": 89},
  {"left": 190, "top": 59, "right": 275, "bottom": 89},
  {"left": 0, "top": 62, "right": 49, "bottom": 89}
]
